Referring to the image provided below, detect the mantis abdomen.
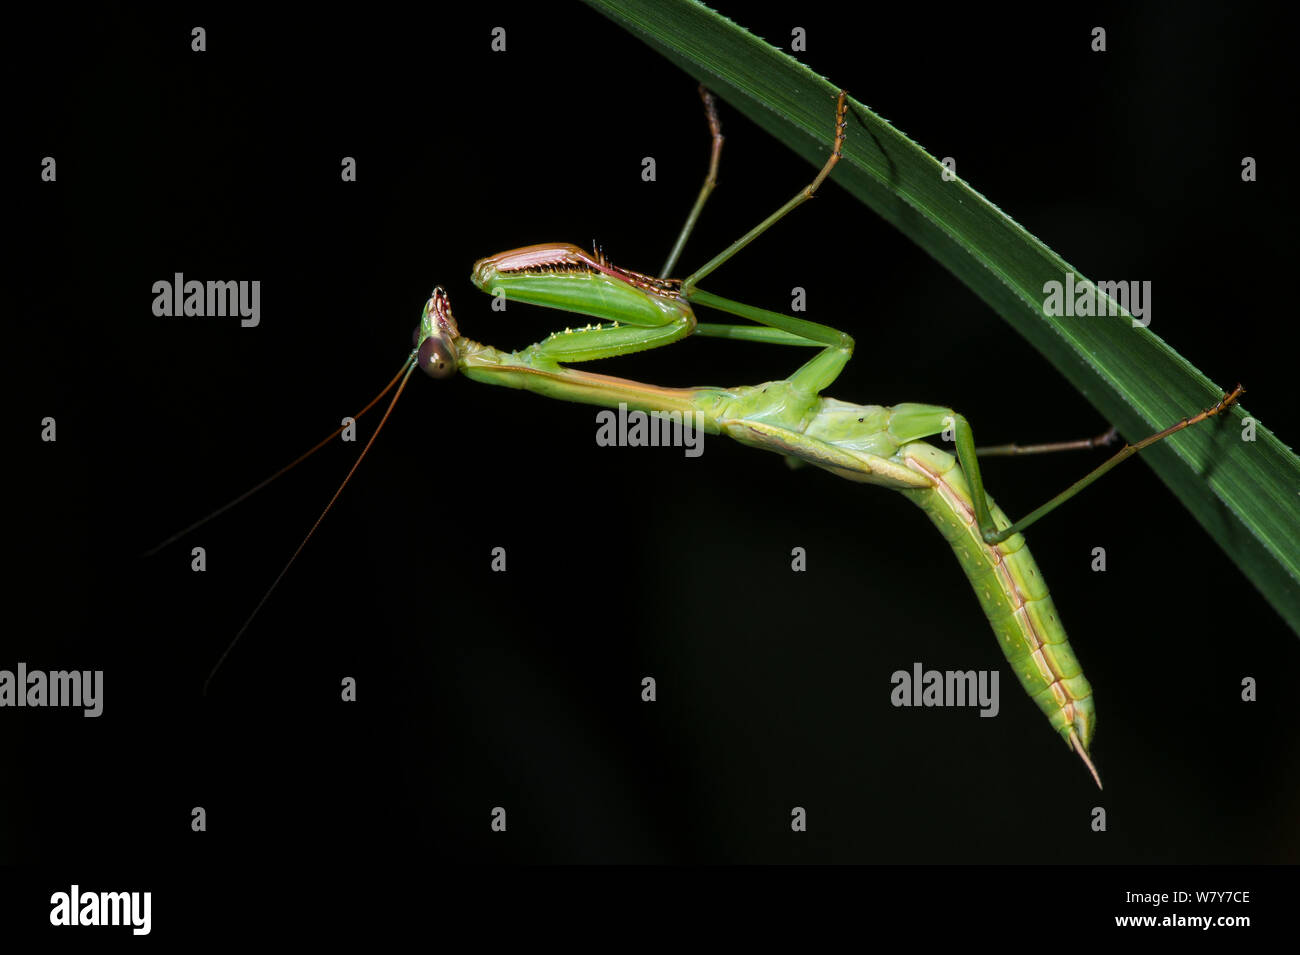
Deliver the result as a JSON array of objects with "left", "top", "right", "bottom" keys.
[{"left": 900, "top": 441, "right": 1099, "bottom": 785}]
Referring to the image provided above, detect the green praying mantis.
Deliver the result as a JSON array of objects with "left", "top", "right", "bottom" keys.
[{"left": 185, "top": 87, "right": 1242, "bottom": 788}]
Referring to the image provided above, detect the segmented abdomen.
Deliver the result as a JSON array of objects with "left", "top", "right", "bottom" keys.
[{"left": 898, "top": 441, "right": 1098, "bottom": 780}]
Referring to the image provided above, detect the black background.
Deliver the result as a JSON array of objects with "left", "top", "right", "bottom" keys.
[{"left": 7, "top": 0, "right": 1297, "bottom": 900}]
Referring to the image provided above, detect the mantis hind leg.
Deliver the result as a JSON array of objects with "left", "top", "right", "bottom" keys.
[
  {"left": 950, "top": 386, "right": 1245, "bottom": 545},
  {"left": 976, "top": 426, "right": 1119, "bottom": 457}
]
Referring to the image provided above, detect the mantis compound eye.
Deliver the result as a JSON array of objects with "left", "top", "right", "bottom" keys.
[{"left": 417, "top": 334, "right": 457, "bottom": 379}]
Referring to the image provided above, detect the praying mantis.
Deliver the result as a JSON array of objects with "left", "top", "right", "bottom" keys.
[{"left": 186, "top": 86, "right": 1242, "bottom": 790}]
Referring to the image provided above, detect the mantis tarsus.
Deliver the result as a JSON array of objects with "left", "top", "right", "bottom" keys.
[{"left": 187, "top": 86, "right": 1242, "bottom": 789}]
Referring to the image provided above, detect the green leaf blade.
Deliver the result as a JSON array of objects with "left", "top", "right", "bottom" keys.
[{"left": 584, "top": 0, "right": 1300, "bottom": 634}]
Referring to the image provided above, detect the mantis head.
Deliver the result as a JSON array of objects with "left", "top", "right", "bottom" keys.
[{"left": 414, "top": 286, "right": 461, "bottom": 379}]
